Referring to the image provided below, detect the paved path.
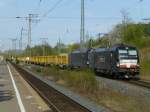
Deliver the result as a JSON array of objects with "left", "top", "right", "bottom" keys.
[{"left": 0, "top": 60, "right": 51, "bottom": 112}]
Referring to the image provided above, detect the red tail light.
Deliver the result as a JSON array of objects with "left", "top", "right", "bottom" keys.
[
  {"left": 130, "top": 64, "right": 139, "bottom": 68},
  {"left": 119, "top": 64, "right": 127, "bottom": 68}
]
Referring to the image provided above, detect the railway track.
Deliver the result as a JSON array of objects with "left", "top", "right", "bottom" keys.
[
  {"left": 129, "top": 80, "right": 150, "bottom": 89},
  {"left": 96, "top": 75, "right": 150, "bottom": 90},
  {"left": 11, "top": 63, "right": 92, "bottom": 112}
]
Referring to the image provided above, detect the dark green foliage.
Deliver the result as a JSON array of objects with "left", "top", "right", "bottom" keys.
[
  {"left": 53, "top": 43, "right": 69, "bottom": 54},
  {"left": 21, "top": 44, "right": 54, "bottom": 56},
  {"left": 68, "top": 43, "right": 80, "bottom": 52},
  {"left": 92, "top": 37, "right": 109, "bottom": 48},
  {"left": 117, "top": 23, "right": 150, "bottom": 48},
  {"left": 140, "top": 23, "right": 150, "bottom": 36},
  {"left": 123, "top": 24, "right": 144, "bottom": 42}
]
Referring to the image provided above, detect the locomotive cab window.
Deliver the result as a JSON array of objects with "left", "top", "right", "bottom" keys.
[
  {"left": 128, "top": 50, "right": 137, "bottom": 56},
  {"left": 118, "top": 50, "right": 128, "bottom": 59},
  {"left": 118, "top": 49, "right": 138, "bottom": 59}
]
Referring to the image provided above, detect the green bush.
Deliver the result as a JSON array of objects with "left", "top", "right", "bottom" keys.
[
  {"left": 43, "top": 67, "right": 98, "bottom": 93},
  {"left": 31, "top": 66, "right": 42, "bottom": 73},
  {"left": 65, "top": 69, "right": 98, "bottom": 93},
  {"left": 125, "top": 37, "right": 150, "bottom": 48}
]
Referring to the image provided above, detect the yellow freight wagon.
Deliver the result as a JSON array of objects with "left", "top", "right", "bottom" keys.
[
  {"left": 17, "top": 54, "right": 69, "bottom": 67},
  {"left": 38, "top": 56, "right": 45, "bottom": 64},
  {"left": 57, "top": 54, "right": 69, "bottom": 66},
  {"left": 31, "top": 56, "right": 38, "bottom": 64},
  {"left": 30, "top": 57, "right": 35, "bottom": 63},
  {"left": 18, "top": 57, "right": 27, "bottom": 62},
  {"left": 47, "top": 56, "right": 56, "bottom": 65},
  {"left": 34, "top": 56, "right": 39, "bottom": 64}
]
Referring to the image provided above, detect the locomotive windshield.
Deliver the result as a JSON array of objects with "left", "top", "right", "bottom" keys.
[{"left": 118, "top": 49, "right": 138, "bottom": 60}]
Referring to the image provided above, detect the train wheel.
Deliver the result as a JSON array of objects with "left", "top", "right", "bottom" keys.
[{"left": 94, "top": 69, "right": 99, "bottom": 75}]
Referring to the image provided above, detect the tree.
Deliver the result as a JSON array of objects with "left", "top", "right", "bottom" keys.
[{"left": 68, "top": 43, "right": 80, "bottom": 52}]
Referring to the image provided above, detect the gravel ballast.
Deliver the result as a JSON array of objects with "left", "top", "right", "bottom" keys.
[{"left": 96, "top": 76, "right": 150, "bottom": 104}]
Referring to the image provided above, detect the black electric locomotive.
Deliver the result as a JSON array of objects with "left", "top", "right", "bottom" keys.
[
  {"left": 69, "top": 44, "right": 140, "bottom": 79},
  {"left": 69, "top": 48, "right": 91, "bottom": 68}
]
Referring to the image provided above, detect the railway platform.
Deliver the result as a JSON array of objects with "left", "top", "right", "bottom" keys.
[{"left": 0, "top": 60, "right": 50, "bottom": 112}]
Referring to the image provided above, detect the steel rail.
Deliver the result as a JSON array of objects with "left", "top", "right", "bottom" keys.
[
  {"left": 129, "top": 80, "right": 150, "bottom": 89},
  {"left": 11, "top": 63, "right": 91, "bottom": 112}
]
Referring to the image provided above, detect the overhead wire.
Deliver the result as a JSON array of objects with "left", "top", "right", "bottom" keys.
[
  {"left": 32, "top": 0, "right": 64, "bottom": 29},
  {"left": 41, "top": 0, "right": 64, "bottom": 18},
  {"left": 38, "top": 0, "right": 42, "bottom": 7},
  {"left": 126, "top": 0, "right": 144, "bottom": 15},
  {"left": 32, "top": 0, "right": 144, "bottom": 37},
  {"left": 35, "top": 0, "right": 43, "bottom": 14},
  {"left": 44, "top": 16, "right": 122, "bottom": 20}
]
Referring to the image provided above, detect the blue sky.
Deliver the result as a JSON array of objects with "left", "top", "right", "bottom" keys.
[{"left": 0, "top": 0, "right": 149, "bottom": 50}]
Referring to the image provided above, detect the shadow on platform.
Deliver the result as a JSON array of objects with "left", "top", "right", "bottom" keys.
[
  {"left": 0, "top": 84, "right": 4, "bottom": 87},
  {"left": 0, "top": 90, "right": 14, "bottom": 102}
]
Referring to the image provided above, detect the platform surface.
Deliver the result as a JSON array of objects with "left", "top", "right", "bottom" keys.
[{"left": 0, "top": 61, "right": 50, "bottom": 112}]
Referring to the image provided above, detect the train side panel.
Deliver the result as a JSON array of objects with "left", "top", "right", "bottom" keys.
[
  {"left": 89, "top": 48, "right": 112, "bottom": 73},
  {"left": 69, "top": 49, "right": 89, "bottom": 68}
]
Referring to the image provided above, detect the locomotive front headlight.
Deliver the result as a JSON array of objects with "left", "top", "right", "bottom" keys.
[
  {"left": 116, "top": 63, "right": 120, "bottom": 67},
  {"left": 87, "top": 61, "right": 89, "bottom": 65}
]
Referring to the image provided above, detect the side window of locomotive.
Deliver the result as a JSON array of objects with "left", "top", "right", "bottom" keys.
[
  {"left": 88, "top": 53, "right": 91, "bottom": 61},
  {"left": 114, "top": 52, "right": 119, "bottom": 62}
]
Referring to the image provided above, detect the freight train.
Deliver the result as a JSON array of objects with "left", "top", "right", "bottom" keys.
[{"left": 15, "top": 44, "right": 140, "bottom": 80}]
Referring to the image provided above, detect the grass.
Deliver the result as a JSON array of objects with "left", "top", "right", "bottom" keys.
[
  {"left": 29, "top": 66, "right": 150, "bottom": 112},
  {"left": 43, "top": 67, "right": 98, "bottom": 93},
  {"left": 140, "top": 47, "right": 150, "bottom": 80},
  {"left": 30, "top": 65, "right": 42, "bottom": 73}
]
